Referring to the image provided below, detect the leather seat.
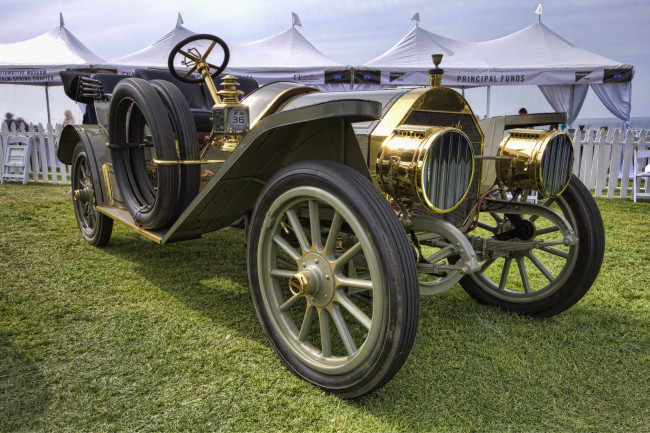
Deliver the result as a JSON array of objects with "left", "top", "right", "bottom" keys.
[{"left": 132, "top": 69, "right": 258, "bottom": 133}]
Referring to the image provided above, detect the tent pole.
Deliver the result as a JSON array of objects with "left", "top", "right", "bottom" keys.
[
  {"left": 45, "top": 83, "right": 52, "bottom": 125},
  {"left": 350, "top": 67, "right": 354, "bottom": 91},
  {"left": 486, "top": 86, "right": 491, "bottom": 118}
]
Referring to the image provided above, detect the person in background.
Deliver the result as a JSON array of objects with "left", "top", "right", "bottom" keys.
[
  {"left": 62, "top": 110, "right": 75, "bottom": 127},
  {"left": 518, "top": 107, "right": 528, "bottom": 115},
  {"left": 15, "top": 117, "right": 29, "bottom": 132},
  {"left": 3, "top": 112, "right": 16, "bottom": 130}
]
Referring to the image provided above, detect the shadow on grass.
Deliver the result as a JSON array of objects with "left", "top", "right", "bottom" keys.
[
  {"left": 99, "top": 226, "right": 266, "bottom": 343},
  {"left": 0, "top": 331, "right": 51, "bottom": 432},
  {"left": 349, "top": 293, "right": 649, "bottom": 431},
  {"left": 86, "top": 222, "right": 648, "bottom": 431}
]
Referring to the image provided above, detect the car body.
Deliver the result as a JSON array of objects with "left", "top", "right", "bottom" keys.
[{"left": 58, "top": 35, "right": 604, "bottom": 398}]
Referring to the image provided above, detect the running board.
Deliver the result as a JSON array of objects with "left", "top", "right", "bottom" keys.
[{"left": 95, "top": 206, "right": 200, "bottom": 245}]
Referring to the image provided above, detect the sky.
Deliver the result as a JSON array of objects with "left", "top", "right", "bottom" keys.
[{"left": 1, "top": 0, "right": 649, "bottom": 125}]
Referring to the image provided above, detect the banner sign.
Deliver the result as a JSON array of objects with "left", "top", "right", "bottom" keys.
[
  {"left": 383, "top": 68, "right": 633, "bottom": 87},
  {"left": 0, "top": 68, "right": 63, "bottom": 84},
  {"left": 354, "top": 69, "right": 381, "bottom": 85},
  {"left": 325, "top": 69, "right": 351, "bottom": 84}
]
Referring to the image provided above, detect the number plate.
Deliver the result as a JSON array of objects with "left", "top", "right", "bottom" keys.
[{"left": 227, "top": 107, "right": 249, "bottom": 133}]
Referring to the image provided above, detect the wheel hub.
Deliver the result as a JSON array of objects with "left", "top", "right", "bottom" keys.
[
  {"left": 74, "top": 180, "right": 93, "bottom": 203},
  {"left": 290, "top": 254, "right": 334, "bottom": 308}
]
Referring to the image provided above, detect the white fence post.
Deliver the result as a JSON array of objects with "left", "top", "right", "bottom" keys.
[
  {"left": 573, "top": 127, "right": 648, "bottom": 199},
  {"left": 0, "top": 121, "right": 71, "bottom": 185}
]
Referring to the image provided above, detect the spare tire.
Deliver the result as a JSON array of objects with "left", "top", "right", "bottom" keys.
[
  {"left": 109, "top": 78, "right": 179, "bottom": 229},
  {"left": 150, "top": 79, "right": 200, "bottom": 219}
]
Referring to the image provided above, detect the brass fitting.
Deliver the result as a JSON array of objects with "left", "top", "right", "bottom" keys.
[
  {"left": 429, "top": 54, "right": 444, "bottom": 87},
  {"left": 216, "top": 75, "right": 244, "bottom": 104}
]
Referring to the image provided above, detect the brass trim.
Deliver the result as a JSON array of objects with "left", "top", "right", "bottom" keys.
[
  {"left": 102, "top": 163, "right": 114, "bottom": 206},
  {"left": 377, "top": 125, "right": 475, "bottom": 213},
  {"left": 497, "top": 129, "right": 574, "bottom": 197},
  {"left": 152, "top": 159, "right": 226, "bottom": 165}
]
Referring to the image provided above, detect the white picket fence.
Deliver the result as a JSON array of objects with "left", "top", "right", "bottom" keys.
[
  {"left": 1, "top": 121, "right": 649, "bottom": 200},
  {"left": 1, "top": 122, "right": 70, "bottom": 184},
  {"left": 571, "top": 128, "right": 649, "bottom": 199}
]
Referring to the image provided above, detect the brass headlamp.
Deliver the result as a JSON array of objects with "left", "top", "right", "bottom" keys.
[
  {"left": 377, "top": 125, "right": 475, "bottom": 213},
  {"left": 497, "top": 129, "right": 574, "bottom": 197}
]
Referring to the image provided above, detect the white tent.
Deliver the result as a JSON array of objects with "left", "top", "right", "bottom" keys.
[
  {"left": 226, "top": 17, "right": 349, "bottom": 90},
  {"left": 105, "top": 14, "right": 197, "bottom": 72},
  {"left": 106, "top": 13, "right": 348, "bottom": 91},
  {"left": 0, "top": 13, "right": 104, "bottom": 124},
  {"left": 0, "top": 13, "right": 104, "bottom": 84},
  {"left": 362, "top": 22, "right": 634, "bottom": 127}
]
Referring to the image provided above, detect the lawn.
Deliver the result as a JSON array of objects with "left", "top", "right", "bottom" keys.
[{"left": 1, "top": 183, "right": 648, "bottom": 432}]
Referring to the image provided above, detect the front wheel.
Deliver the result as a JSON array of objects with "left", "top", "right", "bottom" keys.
[
  {"left": 460, "top": 176, "right": 604, "bottom": 317},
  {"left": 247, "top": 161, "right": 419, "bottom": 399}
]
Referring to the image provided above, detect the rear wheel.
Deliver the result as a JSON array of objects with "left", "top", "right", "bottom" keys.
[
  {"left": 247, "top": 161, "right": 419, "bottom": 398},
  {"left": 460, "top": 176, "right": 604, "bottom": 317},
  {"left": 71, "top": 142, "right": 112, "bottom": 246}
]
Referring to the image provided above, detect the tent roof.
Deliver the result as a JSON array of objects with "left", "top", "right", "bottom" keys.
[
  {"left": 478, "top": 22, "right": 633, "bottom": 71},
  {"left": 363, "top": 25, "right": 487, "bottom": 69},
  {"left": 228, "top": 27, "right": 343, "bottom": 70},
  {"left": 0, "top": 23, "right": 104, "bottom": 67},
  {"left": 106, "top": 16, "right": 196, "bottom": 68},
  {"left": 363, "top": 22, "right": 632, "bottom": 73}
]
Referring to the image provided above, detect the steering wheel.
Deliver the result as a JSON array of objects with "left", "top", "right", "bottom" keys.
[{"left": 168, "top": 34, "right": 230, "bottom": 84}]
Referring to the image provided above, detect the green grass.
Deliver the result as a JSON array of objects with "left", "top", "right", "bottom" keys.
[{"left": 1, "top": 183, "right": 648, "bottom": 432}]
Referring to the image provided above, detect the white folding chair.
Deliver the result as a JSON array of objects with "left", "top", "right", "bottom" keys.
[
  {"left": 632, "top": 148, "right": 650, "bottom": 202},
  {"left": 1, "top": 135, "right": 35, "bottom": 184}
]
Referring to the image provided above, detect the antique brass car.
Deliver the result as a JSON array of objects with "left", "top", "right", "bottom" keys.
[{"left": 58, "top": 35, "right": 604, "bottom": 399}]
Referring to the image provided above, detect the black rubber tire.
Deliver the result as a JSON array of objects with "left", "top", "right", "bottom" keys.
[
  {"left": 460, "top": 175, "right": 605, "bottom": 317},
  {"left": 72, "top": 142, "right": 113, "bottom": 247},
  {"left": 247, "top": 161, "right": 419, "bottom": 399},
  {"left": 109, "top": 78, "right": 179, "bottom": 229},
  {"left": 150, "top": 79, "right": 200, "bottom": 219},
  {"left": 168, "top": 34, "right": 230, "bottom": 84}
]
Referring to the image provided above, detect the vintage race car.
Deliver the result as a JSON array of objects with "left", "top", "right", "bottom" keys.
[{"left": 58, "top": 35, "right": 604, "bottom": 399}]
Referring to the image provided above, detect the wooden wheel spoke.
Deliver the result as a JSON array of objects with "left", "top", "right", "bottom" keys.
[
  {"left": 324, "top": 211, "right": 343, "bottom": 256},
  {"left": 526, "top": 251, "right": 556, "bottom": 283},
  {"left": 272, "top": 234, "right": 302, "bottom": 263},
  {"left": 308, "top": 200, "right": 323, "bottom": 252},
  {"left": 286, "top": 208, "right": 310, "bottom": 253},
  {"left": 279, "top": 294, "right": 301, "bottom": 312},
  {"left": 298, "top": 305, "right": 316, "bottom": 342},
  {"left": 336, "top": 291, "right": 371, "bottom": 330},
  {"left": 536, "top": 225, "right": 560, "bottom": 235},
  {"left": 337, "top": 276, "right": 373, "bottom": 291},
  {"left": 499, "top": 257, "right": 512, "bottom": 290},
  {"left": 480, "top": 257, "right": 496, "bottom": 273},
  {"left": 330, "top": 304, "right": 357, "bottom": 355},
  {"left": 333, "top": 242, "right": 362, "bottom": 270},
  {"left": 539, "top": 246, "right": 569, "bottom": 259},
  {"left": 319, "top": 309, "right": 332, "bottom": 357},
  {"left": 515, "top": 257, "right": 532, "bottom": 294}
]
